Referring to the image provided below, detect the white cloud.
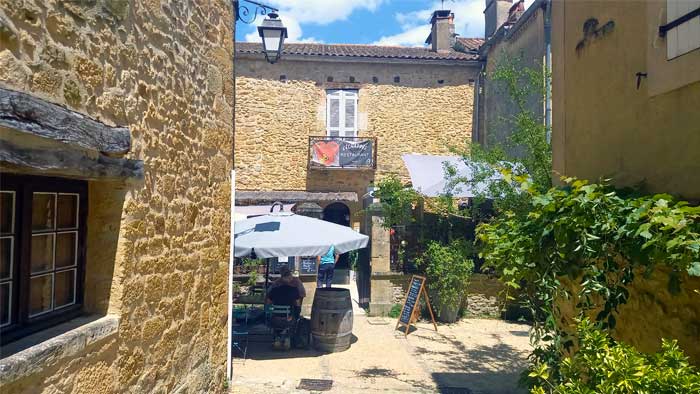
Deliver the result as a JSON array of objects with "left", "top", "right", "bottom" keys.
[
  {"left": 244, "top": 0, "right": 384, "bottom": 43},
  {"left": 374, "top": 0, "right": 536, "bottom": 47},
  {"left": 244, "top": 14, "right": 323, "bottom": 43}
]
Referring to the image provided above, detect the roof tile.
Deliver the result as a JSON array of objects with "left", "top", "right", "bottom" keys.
[{"left": 236, "top": 41, "right": 482, "bottom": 62}]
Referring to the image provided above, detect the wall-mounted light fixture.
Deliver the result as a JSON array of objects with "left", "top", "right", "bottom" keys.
[{"left": 234, "top": 0, "right": 287, "bottom": 64}]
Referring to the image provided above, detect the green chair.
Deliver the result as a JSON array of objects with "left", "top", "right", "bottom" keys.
[{"left": 232, "top": 307, "right": 249, "bottom": 361}]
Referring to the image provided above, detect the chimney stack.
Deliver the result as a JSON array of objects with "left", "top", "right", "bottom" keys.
[
  {"left": 484, "top": 0, "right": 513, "bottom": 38},
  {"left": 426, "top": 10, "right": 455, "bottom": 52}
]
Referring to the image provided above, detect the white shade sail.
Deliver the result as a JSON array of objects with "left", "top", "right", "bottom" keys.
[
  {"left": 402, "top": 154, "right": 504, "bottom": 198},
  {"left": 234, "top": 212, "right": 368, "bottom": 258}
]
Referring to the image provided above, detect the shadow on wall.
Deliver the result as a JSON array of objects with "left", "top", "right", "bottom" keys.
[{"left": 85, "top": 181, "right": 128, "bottom": 315}]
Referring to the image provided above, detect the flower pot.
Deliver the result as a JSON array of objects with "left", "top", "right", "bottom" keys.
[{"left": 437, "top": 297, "right": 461, "bottom": 323}]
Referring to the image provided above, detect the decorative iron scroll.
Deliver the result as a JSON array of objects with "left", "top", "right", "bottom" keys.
[{"left": 235, "top": 0, "right": 279, "bottom": 24}]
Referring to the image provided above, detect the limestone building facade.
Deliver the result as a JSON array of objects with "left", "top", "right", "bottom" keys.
[
  {"left": 550, "top": 0, "right": 700, "bottom": 362},
  {"left": 0, "top": 0, "right": 233, "bottom": 392},
  {"left": 234, "top": 11, "right": 482, "bottom": 314}
]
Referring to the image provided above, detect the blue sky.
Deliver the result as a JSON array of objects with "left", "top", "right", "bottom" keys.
[{"left": 236, "top": 0, "right": 535, "bottom": 46}]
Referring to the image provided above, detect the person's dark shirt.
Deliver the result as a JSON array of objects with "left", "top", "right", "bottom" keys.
[{"left": 268, "top": 284, "right": 300, "bottom": 306}]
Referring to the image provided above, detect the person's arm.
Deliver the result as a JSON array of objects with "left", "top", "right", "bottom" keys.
[
  {"left": 334, "top": 253, "right": 340, "bottom": 264},
  {"left": 297, "top": 279, "right": 306, "bottom": 298},
  {"left": 316, "top": 255, "right": 321, "bottom": 268}
]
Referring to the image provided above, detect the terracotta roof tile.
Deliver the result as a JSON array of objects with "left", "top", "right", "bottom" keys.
[
  {"left": 236, "top": 42, "right": 481, "bottom": 61},
  {"left": 455, "top": 37, "right": 485, "bottom": 52}
]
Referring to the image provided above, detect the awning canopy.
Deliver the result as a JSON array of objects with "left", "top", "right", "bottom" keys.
[
  {"left": 236, "top": 191, "right": 357, "bottom": 204},
  {"left": 235, "top": 204, "right": 296, "bottom": 221},
  {"left": 401, "top": 154, "right": 503, "bottom": 198},
  {"left": 234, "top": 212, "right": 368, "bottom": 258}
]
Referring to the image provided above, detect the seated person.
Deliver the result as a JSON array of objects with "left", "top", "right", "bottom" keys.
[{"left": 266, "top": 267, "right": 302, "bottom": 318}]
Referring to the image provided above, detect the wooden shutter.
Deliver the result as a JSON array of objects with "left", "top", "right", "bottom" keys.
[{"left": 667, "top": 0, "right": 700, "bottom": 59}]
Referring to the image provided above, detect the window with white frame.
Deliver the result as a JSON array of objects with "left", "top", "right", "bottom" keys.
[
  {"left": 665, "top": 0, "right": 700, "bottom": 59},
  {"left": 326, "top": 89, "right": 358, "bottom": 137}
]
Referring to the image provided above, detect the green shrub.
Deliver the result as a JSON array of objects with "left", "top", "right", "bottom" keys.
[
  {"left": 416, "top": 239, "right": 474, "bottom": 313},
  {"left": 528, "top": 319, "right": 700, "bottom": 394},
  {"left": 388, "top": 303, "right": 402, "bottom": 318}
]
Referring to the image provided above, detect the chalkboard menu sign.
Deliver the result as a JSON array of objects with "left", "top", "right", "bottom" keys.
[
  {"left": 395, "top": 275, "right": 437, "bottom": 335},
  {"left": 299, "top": 256, "right": 317, "bottom": 276}
]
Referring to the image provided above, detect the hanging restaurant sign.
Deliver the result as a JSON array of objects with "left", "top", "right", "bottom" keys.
[{"left": 310, "top": 137, "right": 374, "bottom": 168}]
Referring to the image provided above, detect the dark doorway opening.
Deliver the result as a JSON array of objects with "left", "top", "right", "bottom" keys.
[{"left": 322, "top": 202, "right": 351, "bottom": 272}]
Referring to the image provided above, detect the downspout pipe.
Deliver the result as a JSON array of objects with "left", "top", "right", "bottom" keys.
[{"left": 544, "top": 0, "right": 552, "bottom": 144}]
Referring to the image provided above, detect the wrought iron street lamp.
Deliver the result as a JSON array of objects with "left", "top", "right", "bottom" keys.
[
  {"left": 233, "top": 0, "right": 287, "bottom": 64},
  {"left": 257, "top": 12, "right": 287, "bottom": 64}
]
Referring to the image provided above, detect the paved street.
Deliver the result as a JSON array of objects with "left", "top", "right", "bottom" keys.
[{"left": 231, "top": 282, "right": 531, "bottom": 394}]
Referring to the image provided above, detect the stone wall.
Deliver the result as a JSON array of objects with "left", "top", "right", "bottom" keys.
[
  {"left": 235, "top": 57, "right": 478, "bottom": 204},
  {"left": 385, "top": 273, "right": 503, "bottom": 319},
  {"left": 551, "top": 0, "right": 700, "bottom": 200},
  {"left": 479, "top": 6, "right": 545, "bottom": 155},
  {"left": 557, "top": 268, "right": 700, "bottom": 364},
  {"left": 0, "top": 0, "right": 233, "bottom": 392}
]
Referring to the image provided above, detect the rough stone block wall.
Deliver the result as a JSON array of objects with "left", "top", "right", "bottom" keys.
[
  {"left": 0, "top": 0, "right": 233, "bottom": 392},
  {"left": 235, "top": 58, "right": 477, "bottom": 200},
  {"left": 557, "top": 268, "right": 700, "bottom": 364}
]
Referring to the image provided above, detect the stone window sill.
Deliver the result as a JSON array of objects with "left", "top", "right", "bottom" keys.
[{"left": 0, "top": 315, "right": 119, "bottom": 385}]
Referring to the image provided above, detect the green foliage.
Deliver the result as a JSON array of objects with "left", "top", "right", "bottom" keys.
[
  {"left": 416, "top": 239, "right": 475, "bottom": 311},
  {"left": 243, "top": 258, "right": 263, "bottom": 287},
  {"left": 528, "top": 319, "right": 700, "bottom": 394},
  {"left": 447, "top": 54, "right": 552, "bottom": 217},
  {"left": 373, "top": 175, "right": 422, "bottom": 229},
  {"left": 477, "top": 177, "right": 700, "bottom": 381},
  {"left": 388, "top": 303, "right": 402, "bottom": 318}
]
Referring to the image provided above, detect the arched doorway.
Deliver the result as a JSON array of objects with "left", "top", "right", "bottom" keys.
[{"left": 322, "top": 202, "right": 351, "bottom": 283}]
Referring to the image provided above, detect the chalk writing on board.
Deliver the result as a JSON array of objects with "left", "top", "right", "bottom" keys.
[
  {"left": 299, "top": 256, "right": 317, "bottom": 275},
  {"left": 399, "top": 277, "right": 423, "bottom": 324}
]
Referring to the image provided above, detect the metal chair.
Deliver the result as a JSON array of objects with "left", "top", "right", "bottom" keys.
[
  {"left": 267, "top": 304, "right": 294, "bottom": 350},
  {"left": 232, "top": 307, "right": 249, "bottom": 361}
]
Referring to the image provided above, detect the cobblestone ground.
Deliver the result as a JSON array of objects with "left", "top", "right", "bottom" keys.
[{"left": 231, "top": 284, "right": 531, "bottom": 394}]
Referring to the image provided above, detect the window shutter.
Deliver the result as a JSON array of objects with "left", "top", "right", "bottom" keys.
[
  {"left": 327, "top": 91, "right": 341, "bottom": 136},
  {"left": 343, "top": 92, "right": 357, "bottom": 136},
  {"left": 667, "top": 0, "right": 700, "bottom": 59},
  {"left": 326, "top": 90, "right": 358, "bottom": 137}
]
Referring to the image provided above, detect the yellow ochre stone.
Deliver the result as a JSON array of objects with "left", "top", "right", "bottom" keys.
[{"left": 0, "top": 0, "right": 234, "bottom": 392}]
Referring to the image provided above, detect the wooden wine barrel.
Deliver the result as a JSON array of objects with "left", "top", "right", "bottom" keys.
[{"left": 310, "top": 288, "right": 353, "bottom": 352}]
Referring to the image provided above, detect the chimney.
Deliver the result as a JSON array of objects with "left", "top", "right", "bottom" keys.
[
  {"left": 484, "top": 0, "right": 513, "bottom": 38},
  {"left": 425, "top": 10, "right": 455, "bottom": 52}
]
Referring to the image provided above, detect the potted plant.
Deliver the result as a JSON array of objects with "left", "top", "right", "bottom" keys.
[{"left": 416, "top": 239, "right": 474, "bottom": 323}]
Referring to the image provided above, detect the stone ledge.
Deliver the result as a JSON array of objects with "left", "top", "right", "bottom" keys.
[{"left": 0, "top": 315, "right": 119, "bottom": 386}]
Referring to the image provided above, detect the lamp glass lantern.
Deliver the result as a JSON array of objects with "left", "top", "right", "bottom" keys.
[{"left": 257, "top": 12, "right": 287, "bottom": 64}]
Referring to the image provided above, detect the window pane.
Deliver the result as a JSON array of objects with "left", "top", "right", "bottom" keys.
[
  {"left": 54, "top": 269, "right": 76, "bottom": 308},
  {"left": 31, "top": 234, "right": 54, "bottom": 273},
  {"left": 0, "top": 282, "right": 9, "bottom": 326},
  {"left": 0, "top": 192, "right": 13, "bottom": 234},
  {"left": 30, "top": 274, "right": 53, "bottom": 316},
  {"left": 57, "top": 194, "right": 78, "bottom": 229},
  {"left": 55, "top": 232, "right": 77, "bottom": 268},
  {"left": 32, "top": 193, "right": 56, "bottom": 231},
  {"left": 344, "top": 97, "right": 355, "bottom": 131},
  {"left": 0, "top": 237, "right": 12, "bottom": 280},
  {"left": 329, "top": 98, "right": 340, "bottom": 128}
]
